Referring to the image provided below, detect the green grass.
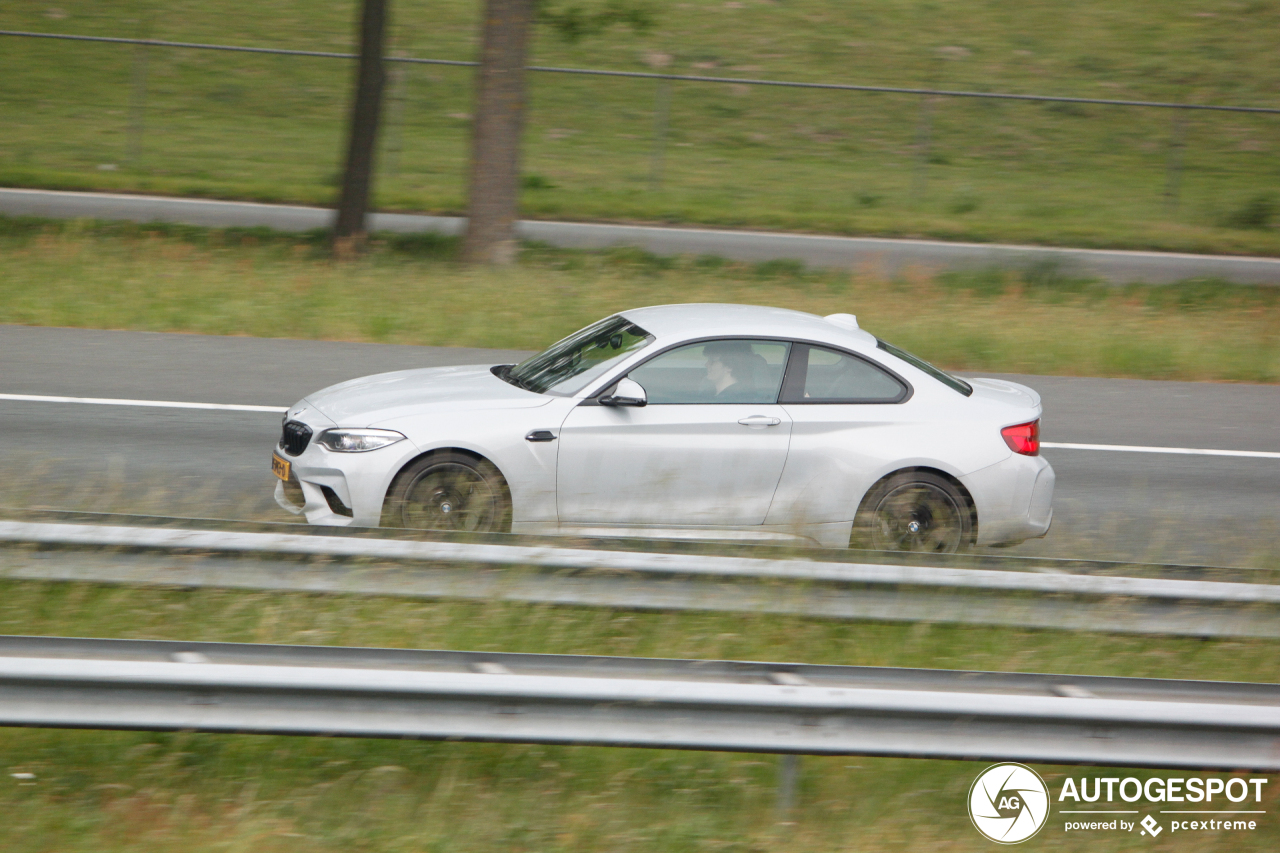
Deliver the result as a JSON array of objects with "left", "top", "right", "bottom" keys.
[
  {"left": 1, "top": 1, "right": 1279, "bottom": 255},
  {"left": 2, "top": 575, "right": 1279, "bottom": 852},
  {"left": 2, "top": 216, "right": 1278, "bottom": 383}
]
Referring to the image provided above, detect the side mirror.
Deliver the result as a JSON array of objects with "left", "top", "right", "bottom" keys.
[{"left": 600, "top": 377, "right": 647, "bottom": 407}]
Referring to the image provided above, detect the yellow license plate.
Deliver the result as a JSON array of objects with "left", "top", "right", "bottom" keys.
[{"left": 271, "top": 453, "right": 291, "bottom": 481}]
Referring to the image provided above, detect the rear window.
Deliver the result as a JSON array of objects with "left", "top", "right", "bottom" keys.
[
  {"left": 779, "top": 345, "right": 906, "bottom": 403},
  {"left": 876, "top": 339, "right": 973, "bottom": 397}
]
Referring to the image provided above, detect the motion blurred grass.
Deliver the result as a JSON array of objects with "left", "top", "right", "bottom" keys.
[
  {"left": 1, "top": 217, "right": 1277, "bottom": 383},
  {"left": 1, "top": 573, "right": 1278, "bottom": 852},
  {"left": 1, "top": 1, "right": 1280, "bottom": 254}
]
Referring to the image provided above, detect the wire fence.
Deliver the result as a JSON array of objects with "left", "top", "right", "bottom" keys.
[
  {"left": 6, "top": 30, "right": 1279, "bottom": 113},
  {"left": 2, "top": 28, "right": 1278, "bottom": 219}
]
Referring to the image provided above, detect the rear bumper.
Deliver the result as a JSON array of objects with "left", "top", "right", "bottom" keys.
[{"left": 963, "top": 453, "right": 1055, "bottom": 546}]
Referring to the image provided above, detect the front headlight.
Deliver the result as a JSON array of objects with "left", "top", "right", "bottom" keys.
[{"left": 316, "top": 428, "right": 407, "bottom": 453}]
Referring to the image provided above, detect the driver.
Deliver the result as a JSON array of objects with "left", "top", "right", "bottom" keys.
[{"left": 702, "top": 340, "right": 762, "bottom": 402}]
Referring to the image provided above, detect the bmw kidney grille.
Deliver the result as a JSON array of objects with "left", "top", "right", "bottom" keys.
[{"left": 280, "top": 421, "right": 313, "bottom": 457}]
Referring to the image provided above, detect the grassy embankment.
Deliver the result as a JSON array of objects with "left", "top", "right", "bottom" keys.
[
  {"left": 1, "top": 217, "right": 1277, "bottom": 383},
  {"left": 1, "top": 574, "right": 1278, "bottom": 853},
  {"left": 1, "top": 219, "right": 1278, "bottom": 850},
  {"left": 1, "top": 1, "right": 1279, "bottom": 255}
]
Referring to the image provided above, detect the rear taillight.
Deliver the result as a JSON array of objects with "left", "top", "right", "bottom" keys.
[{"left": 1001, "top": 419, "right": 1040, "bottom": 456}]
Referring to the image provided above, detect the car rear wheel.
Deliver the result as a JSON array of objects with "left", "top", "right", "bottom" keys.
[
  {"left": 385, "top": 452, "right": 512, "bottom": 533},
  {"left": 853, "top": 471, "right": 971, "bottom": 553}
]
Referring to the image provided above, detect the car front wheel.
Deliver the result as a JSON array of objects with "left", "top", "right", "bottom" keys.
[
  {"left": 384, "top": 452, "right": 512, "bottom": 533},
  {"left": 853, "top": 471, "right": 971, "bottom": 553}
]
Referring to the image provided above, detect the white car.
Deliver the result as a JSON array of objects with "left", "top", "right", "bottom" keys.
[{"left": 271, "top": 304, "right": 1053, "bottom": 552}]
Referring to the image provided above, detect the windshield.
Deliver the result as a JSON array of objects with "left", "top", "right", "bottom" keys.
[
  {"left": 505, "top": 316, "right": 653, "bottom": 395},
  {"left": 876, "top": 339, "right": 973, "bottom": 396}
]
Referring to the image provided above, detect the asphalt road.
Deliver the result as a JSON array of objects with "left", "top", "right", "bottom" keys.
[
  {"left": 4, "top": 188, "right": 1280, "bottom": 285},
  {"left": 2, "top": 325, "right": 1277, "bottom": 565}
]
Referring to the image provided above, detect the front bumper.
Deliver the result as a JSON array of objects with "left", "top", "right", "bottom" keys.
[
  {"left": 271, "top": 415, "right": 419, "bottom": 527},
  {"left": 273, "top": 473, "right": 360, "bottom": 524}
]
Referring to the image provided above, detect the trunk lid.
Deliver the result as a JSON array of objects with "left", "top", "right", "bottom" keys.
[{"left": 967, "top": 377, "right": 1042, "bottom": 410}]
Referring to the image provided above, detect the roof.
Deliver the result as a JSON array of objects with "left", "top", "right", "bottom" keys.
[{"left": 618, "top": 303, "right": 877, "bottom": 349}]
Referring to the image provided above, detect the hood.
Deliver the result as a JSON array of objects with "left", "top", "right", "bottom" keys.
[
  {"left": 966, "top": 377, "right": 1042, "bottom": 410},
  {"left": 305, "top": 364, "right": 551, "bottom": 425}
]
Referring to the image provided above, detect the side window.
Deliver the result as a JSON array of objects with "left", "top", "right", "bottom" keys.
[
  {"left": 779, "top": 344, "right": 906, "bottom": 403},
  {"left": 628, "top": 340, "right": 791, "bottom": 404}
]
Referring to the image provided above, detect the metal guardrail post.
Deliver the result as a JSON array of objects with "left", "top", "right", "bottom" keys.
[
  {"left": 649, "top": 77, "right": 672, "bottom": 191},
  {"left": 776, "top": 754, "right": 800, "bottom": 818}
]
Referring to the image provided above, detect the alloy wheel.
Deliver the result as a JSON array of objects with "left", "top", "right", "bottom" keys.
[
  {"left": 402, "top": 463, "right": 501, "bottom": 532},
  {"left": 870, "top": 481, "right": 965, "bottom": 553}
]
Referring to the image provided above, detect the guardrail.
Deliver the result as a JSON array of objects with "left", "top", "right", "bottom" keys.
[
  {"left": 1, "top": 635, "right": 1276, "bottom": 770},
  {"left": 2, "top": 517, "right": 1278, "bottom": 639}
]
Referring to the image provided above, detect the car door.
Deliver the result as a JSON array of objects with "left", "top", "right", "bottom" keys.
[
  {"left": 768, "top": 343, "right": 914, "bottom": 524},
  {"left": 556, "top": 339, "right": 793, "bottom": 526}
]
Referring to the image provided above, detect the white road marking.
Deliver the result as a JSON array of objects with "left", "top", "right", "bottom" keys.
[
  {"left": 1040, "top": 441, "right": 1280, "bottom": 460},
  {"left": 3, "top": 394, "right": 1277, "bottom": 458},
  {"left": 0, "top": 393, "right": 286, "bottom": 414}
]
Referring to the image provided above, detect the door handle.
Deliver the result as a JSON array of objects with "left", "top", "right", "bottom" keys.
[{"left": 738, "top": 416, "right": 781, "bottom": 428}]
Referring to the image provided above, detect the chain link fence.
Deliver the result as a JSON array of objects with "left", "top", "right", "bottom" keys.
[{"left": 3, "top": 28, "right": 1278, "bottom": 238}]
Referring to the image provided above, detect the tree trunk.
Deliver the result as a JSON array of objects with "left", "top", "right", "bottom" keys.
[
  {"left": 333, "top": 0, "right": 389, "bottom": 250},
  {"left": 462, "top": 0, "right": 534, "bottom": 265}
]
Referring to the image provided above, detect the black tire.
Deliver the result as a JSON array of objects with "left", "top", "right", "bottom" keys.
[
  {"left": 384, "top": 452, "right": 512, "bottom": 533},
  {"left": 852, "top": 471, "right": 972, "bottom": 553}
]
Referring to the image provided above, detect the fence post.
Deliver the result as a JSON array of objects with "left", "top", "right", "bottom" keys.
[
  {"left": 649, "top": 77, "right": 672, "bottom": 191},
  {"left": 127, "top": 23, "right": 151, "bottom": 166},
  {"left": 1164, "top": 110, "right": 1187, "bottom": 212},
  {"left": 382, "top": 61, "right": 407, "bottom": 178},
  {"left": 776, "top": 754, "right": 800, "bottom": 818},
  {"left": 912, "top": 94, "right": 933, "bottom": 201}
]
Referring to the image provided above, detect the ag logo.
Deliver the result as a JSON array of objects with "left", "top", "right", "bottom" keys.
[{"left": 969, "top": 763, "right": 1050, "bottom": 844}]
